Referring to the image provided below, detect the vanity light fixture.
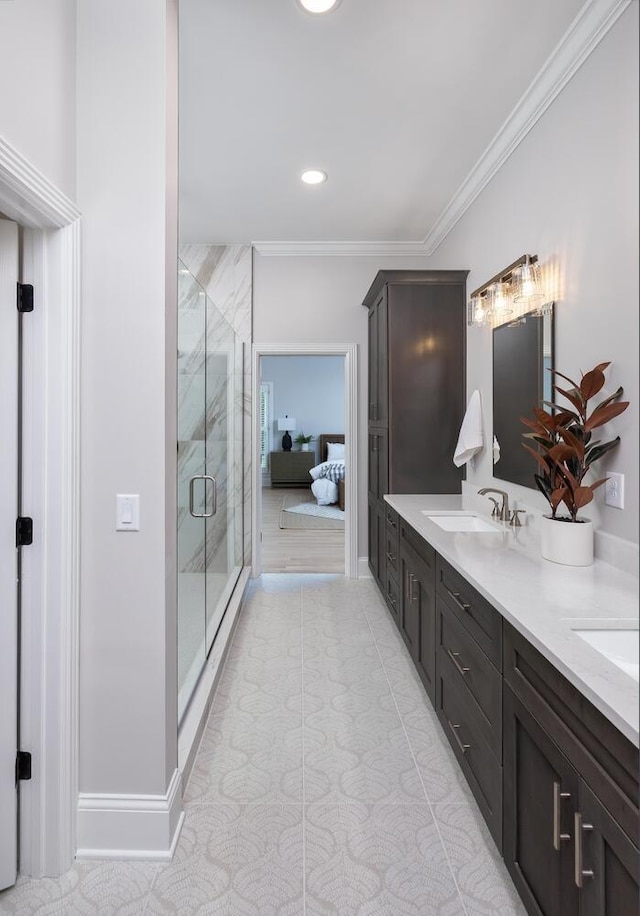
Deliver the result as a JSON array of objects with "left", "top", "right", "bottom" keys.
[
  {"left": 514, "top": 254, "right": 544, "bottom": 305},
  {"left": 297, "top": 0, "right": 342, "bottom": 14},
  {"left": 301, "top": 169, "right": 328, "bottom": 185},
  {"left": 468, "top": 253, "right": 547, "bottom": 328}
]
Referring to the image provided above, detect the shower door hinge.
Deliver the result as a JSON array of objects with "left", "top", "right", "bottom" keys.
[
  {"left": 16, "top": 751, "right": 32, "bottom": 782},
  {"left": 16, "top": 516, "right": 33, "bottom": 547},
  {"left": 17, "top": 282, "right": 34, "bottom": 313}
]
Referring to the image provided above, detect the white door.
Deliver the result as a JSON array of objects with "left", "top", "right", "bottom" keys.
[{"left": 0, "top": 219, "right": 19, "bottom": 891}]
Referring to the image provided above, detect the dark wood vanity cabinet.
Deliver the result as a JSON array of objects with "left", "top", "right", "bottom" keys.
[
  {"left": 371, "top": 523, "right": 639, "bottom": 916},
  {"left": 364, "top": 270, "right": 466, "bottom": 582},
  {"left": 503, "top": 623, "right": 639, "bottom": 916}
]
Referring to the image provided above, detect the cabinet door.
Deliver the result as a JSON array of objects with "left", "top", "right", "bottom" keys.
[
  {"left": 503, "top": 684, "right": 580, "bottom": 916},
  {"left": 368, "top": 498, "right": 380, "bottom": 581},
  {"left": 577, "top": 783, "right": 639, "bottom": 916},
  {"left": 368, "top": 289, "right": 388, "bottom": 427},
  {"left": 368, "top": 430, "right": 388, "bottom": 500},
  {"left": 400, "top": 544, "right": 435, "bottom": 703}
]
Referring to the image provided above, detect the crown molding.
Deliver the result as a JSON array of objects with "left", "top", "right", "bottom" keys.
[
  {"left": 0, "top": 135, "right": 80, "bottom": 227},
  {"left": 253, "top": 0, "right": 631, "bottom": 259},
  {"left": 422, "top": 0, "right": 632, "bottom": 254},
  {"left": 252, "top": 239, "right": 428, "bottom": 257}
]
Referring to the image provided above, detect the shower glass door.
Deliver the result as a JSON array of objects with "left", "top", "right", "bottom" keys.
[{"left": 177, "top": 262, "right": 243, "bottom": 720}]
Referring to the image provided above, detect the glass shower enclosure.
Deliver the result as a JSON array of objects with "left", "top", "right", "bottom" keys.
[{"left": 177, "top": 261, "right": 244, "bottom": 720}]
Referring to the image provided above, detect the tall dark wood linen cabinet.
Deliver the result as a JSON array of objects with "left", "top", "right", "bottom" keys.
[{"left": 363, "top": 270, "right": 467, "bottom": 582}]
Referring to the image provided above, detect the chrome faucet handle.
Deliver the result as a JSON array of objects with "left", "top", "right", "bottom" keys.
[
  {"left": 510, "top": 509, "right": 526, "bottom": 527},
  {"left": 488, "top": 497, "right": 500, "bottom": 518}
]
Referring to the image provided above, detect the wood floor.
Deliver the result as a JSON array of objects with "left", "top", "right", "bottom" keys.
[{"left": 261, "top": 486, "right": 344, "bottom": 574}]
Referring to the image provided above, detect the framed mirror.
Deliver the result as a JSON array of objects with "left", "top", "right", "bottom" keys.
[{"left": 492, "top": 305, "right": 554, "bottom": 487}]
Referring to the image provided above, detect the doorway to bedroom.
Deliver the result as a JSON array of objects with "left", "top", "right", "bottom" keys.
[{"left": 259, "top": 355, "right": 345, "bottom": 573}]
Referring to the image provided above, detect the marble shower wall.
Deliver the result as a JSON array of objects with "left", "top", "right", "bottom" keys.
[{"left": 179, "top": 245, "right": 253, "bottom": 565}]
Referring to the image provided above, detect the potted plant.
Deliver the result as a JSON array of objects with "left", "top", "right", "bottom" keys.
[
  {"left": 521, "top": 361, "right": 629, "bottom": 566},
  {"left": 294, "top": 432, "right": 315, "bottom": 452}
]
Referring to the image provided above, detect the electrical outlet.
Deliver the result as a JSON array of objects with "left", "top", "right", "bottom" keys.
[{"left": 605, "top": 472, "right": 624, "bottom": 510}]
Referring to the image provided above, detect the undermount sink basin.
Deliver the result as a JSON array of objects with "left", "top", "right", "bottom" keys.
[
  {"left": 572, "top": 627, "right": 640, "bottom": 682},
  {"left": 422, "top": 513, "right": 502, "bottom": 533}
]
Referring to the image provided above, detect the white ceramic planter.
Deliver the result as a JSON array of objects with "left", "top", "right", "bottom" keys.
[
  {"left": 540, "top": 516, "right": 594, "bottom": 567},
  {"left": 300, "top": 443, "right": 310, "bottom": 452}
]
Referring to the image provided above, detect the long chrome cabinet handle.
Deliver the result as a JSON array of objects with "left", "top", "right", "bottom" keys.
[
  {"left": 574, "top": 812, "right": 594, "bottom": 887},
  {"left": 189, "top": 475, "right": 217, "bottom": 518},
  {"left": 443, "top": 584, "right": 471, "bottom": 613},
  {"left": 447, "top": 720, "right": 471, "bottom": 754},
  {"left": 447, "top": 649, "right": 470, "bottom": 678},
  {"left": 552, "top": 780, "right": 572, "bottom": 850}
]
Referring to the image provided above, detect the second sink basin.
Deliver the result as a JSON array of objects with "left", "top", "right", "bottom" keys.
[
  {"left": 572, "top": 627, "right": 639, "bottom": 682},
  {"left": 422, "top": 513, "right": 502, "bottom": 533}
]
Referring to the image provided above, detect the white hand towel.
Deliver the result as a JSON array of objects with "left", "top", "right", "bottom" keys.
[
  {"left": 453, "top": 390, "right": 484, "bottom": 468},
  {"left": 492, "top": 435, "right": 501, "bottom": 464}
]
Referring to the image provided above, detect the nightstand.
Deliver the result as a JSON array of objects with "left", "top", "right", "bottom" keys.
[{"left": 270, "top": 451, "right": 316, "bottom": 487}]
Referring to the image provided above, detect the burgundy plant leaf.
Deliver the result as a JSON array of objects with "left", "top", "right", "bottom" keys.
[
  {"left": 557, "top": 426, "right": 585, "bottom": 458},
  {"left": 554, "top": 386, "right": 585, "bottom": 415},
  {"left": 550, "top": 369, "right": 580, "bottom": 389},
  {"left": 550, "top": 487, "right": 567, "bottom": 509},
  {"left": 580, "top": 368, "right": 606, "bottom": 400},
  {"left": 584, "top": 438, "right": 621, "bottom": 468},
  {"left": 572, "top": 487, "right": 594, "bottom": 509},
  {"left": 584, "top": 400, "right": 629, "bottom": 432}
]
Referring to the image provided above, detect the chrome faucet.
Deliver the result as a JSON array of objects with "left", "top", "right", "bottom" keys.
[{"left": 478, "top": 487, "right": 511, "bottom": 523}]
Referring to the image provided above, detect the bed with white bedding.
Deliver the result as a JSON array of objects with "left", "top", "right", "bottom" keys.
[{"left": 309, "top": 434, "right": 345, "bottom": 510}]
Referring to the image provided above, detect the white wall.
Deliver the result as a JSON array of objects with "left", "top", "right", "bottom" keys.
[
  {"left": 433, "top": 2, "right": 638, "bottom": 544},
  {"left": 76, "top": 0, "right": 178, "bottom": 796},
  {"left": 0, "top": 0, "right": 76, "bottom": 200},
  {"left": 253, "top": 254, "right": 433, "bottom": 558},
  {"left": 261, "top": 355, "right": 345, "bottom": 465}
]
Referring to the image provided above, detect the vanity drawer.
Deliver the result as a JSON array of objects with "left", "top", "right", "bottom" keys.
[
  {"left": 436, "top": 663, "right": 502, "bottom": 848},
  {"left": 437, "top": 596, "right": 502, "bottom": 758},
  {"left": 384, "top": 505, "right": 399, "bottom": 533},
  {"left": 436, "top": 556, "right": 502, "bottom": 668}
]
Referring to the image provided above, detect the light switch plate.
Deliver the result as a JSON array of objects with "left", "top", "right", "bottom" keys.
[
  {"left": 116, "top": 494, "right": 140, "bottom": 530},
  {"left": 604, "top": 473, "right": 624, "bottom": 510}
]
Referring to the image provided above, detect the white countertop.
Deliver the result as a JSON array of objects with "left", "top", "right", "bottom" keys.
[{"left": 384, "top": 494, "right": 640, "bottom": 746}]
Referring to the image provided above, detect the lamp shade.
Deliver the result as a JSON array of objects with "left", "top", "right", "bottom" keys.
[{"left": 277, "top": 417, "right": 296, "bottom": 431}]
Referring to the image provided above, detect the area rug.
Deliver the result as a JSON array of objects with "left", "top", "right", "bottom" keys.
[{"left": 279, "top": 493, "right": 345, "bottom": 530}]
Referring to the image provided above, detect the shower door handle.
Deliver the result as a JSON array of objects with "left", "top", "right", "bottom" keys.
[{"left": 189, "top": 475, "right": 217, "bottom": 518}]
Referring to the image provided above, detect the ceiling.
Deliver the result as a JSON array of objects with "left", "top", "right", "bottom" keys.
[{"left": 179, "top": 0, "right": 586, "bottom": 247}]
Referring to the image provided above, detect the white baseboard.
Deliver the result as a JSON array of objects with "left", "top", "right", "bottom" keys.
[
  {"left": 76, "top": 768, "right": 184, "bottom": 861},
  {"left": 358, "top": 557, "right": 372, "bottom": 578}
]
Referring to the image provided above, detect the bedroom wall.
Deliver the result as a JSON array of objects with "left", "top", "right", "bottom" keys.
[
  {"left": 261, "top": 355, "right": 345, "bottom": 467},
  {"left": 432, "top": 2, "right": 638, "bottom": 547}
]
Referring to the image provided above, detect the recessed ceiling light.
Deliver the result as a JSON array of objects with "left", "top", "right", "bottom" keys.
[
  {"left": 301, "top": 169, "right": 328, "bottom": 185},
  {"left": 297, "top": 0, "right": 342, "bottom": 15}
]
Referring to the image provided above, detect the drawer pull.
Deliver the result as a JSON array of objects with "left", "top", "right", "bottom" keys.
[
  {"left": 408, "top": 572, "right": 418, "bottom": 602},
  {"left": 443, "top": 584, "right": 471, "bottom": 613},
  {"left": 386, "top": 515, "right": 397, "bottom": 528},
  {"left": 552, "top": 781, "right": 572, "bottom": 851},
  {"left": 447, "top": 720, "right": 471, "bottom": 754},
  {"left": 574, "top": 812, "right": 594, "bottom": 887},
  {"left": 387, "top": 592, "right": 397, "bottom": 606},
  {"left": 386, "top": 552, "right": 396, "bottom": 564},
  {"left": 447, "top": 649, "right": 470, "bottom": 678}
]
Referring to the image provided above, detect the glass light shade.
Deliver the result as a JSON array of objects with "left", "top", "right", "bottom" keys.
[
  {"left": 488, "top": 281, "right": 513, "bottom": 319},
  {"left": 469, "top": 295, "right": 491, "bottom": 327},
  {"left": 514, "top": 256, "right": 544, "bottom": 304},
  {"left": 277, "top": 417, "right": 296, "bottom": 431}
]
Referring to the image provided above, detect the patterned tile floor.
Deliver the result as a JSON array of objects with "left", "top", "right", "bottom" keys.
[{"left": 0, "top": 574, "right": 526, "bottom": 915}]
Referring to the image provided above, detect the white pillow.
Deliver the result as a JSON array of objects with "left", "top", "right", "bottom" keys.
[{"left": 327, "top": 442, "right": 345, "bottom": 461}]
